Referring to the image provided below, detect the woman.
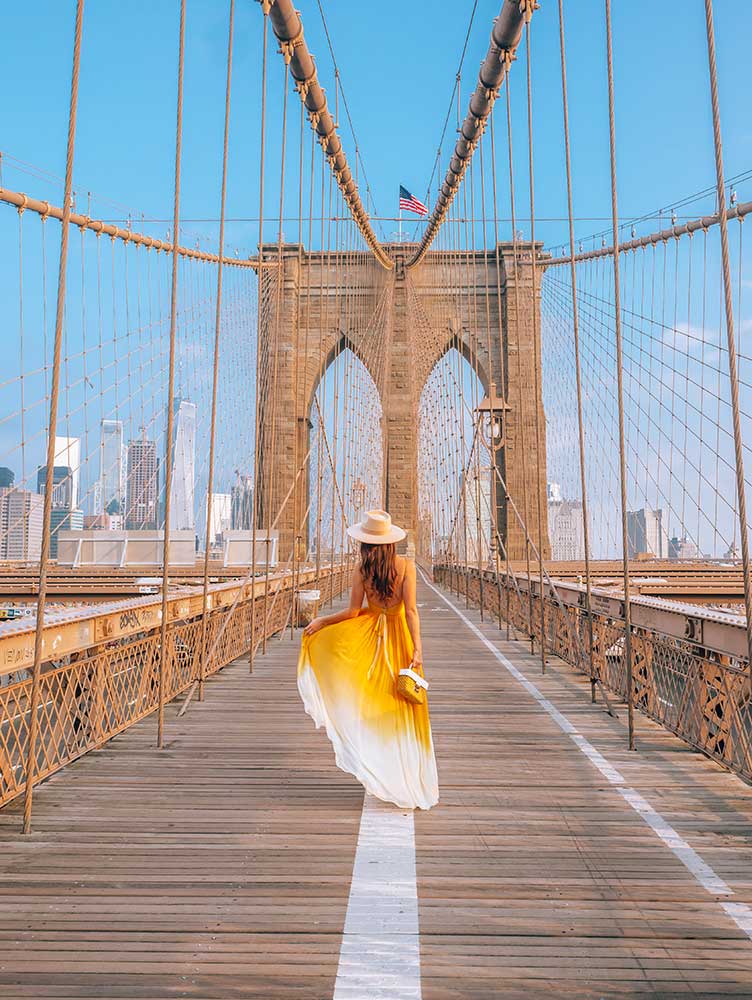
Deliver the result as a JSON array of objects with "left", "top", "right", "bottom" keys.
[{"left": 298, "top": 510, "right": 439, "bottom": 810}]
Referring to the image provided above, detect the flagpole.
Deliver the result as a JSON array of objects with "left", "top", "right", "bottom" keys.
[{"left": 399, "top": 207, "right": 403, "bottom": 242}]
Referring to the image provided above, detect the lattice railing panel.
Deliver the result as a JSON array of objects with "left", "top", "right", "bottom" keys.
[
  {"left": 0, "top": 567, "right": 349, "bottom": 809},
  {"left": 435, "top": 565, "right": 752, "bottom": 784}
]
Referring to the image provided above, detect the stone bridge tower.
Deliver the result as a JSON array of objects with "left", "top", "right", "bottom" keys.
[{"left": 256, "top": 242, "right": 549, "bottom": 565}]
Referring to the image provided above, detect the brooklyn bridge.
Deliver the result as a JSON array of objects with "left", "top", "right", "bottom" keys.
[{"left": 1, "top": 0, "right": 751, "bottom": 996}]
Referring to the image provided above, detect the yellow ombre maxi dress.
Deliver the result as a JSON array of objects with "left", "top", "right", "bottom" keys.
[{"left": 298, "top": 594, "right": 439, "bottom": 810}]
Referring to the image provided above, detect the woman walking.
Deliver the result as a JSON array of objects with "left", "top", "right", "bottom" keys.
[{"left": 298, "top": 510, "right": 439, "bottom": 810}]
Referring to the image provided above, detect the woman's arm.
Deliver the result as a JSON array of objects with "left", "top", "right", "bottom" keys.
[
  {"left": 402, "top": 560, "right": 423, "bottom": 670},
  {"left": 302, "top": 567, "right": 364, "bottom": 636}
]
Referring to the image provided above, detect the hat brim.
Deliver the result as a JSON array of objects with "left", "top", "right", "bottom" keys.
[{"left": 347, "top": 524, "right": 407, "bottom": 545}]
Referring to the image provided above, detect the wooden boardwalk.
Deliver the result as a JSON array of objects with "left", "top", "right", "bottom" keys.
[{"left": 1, "top": 576, "right": 752, "bottom": 998}]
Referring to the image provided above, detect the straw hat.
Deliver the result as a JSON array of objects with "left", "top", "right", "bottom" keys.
[{"left": 347, "top": 509, "right": 406, "bottom": 545}]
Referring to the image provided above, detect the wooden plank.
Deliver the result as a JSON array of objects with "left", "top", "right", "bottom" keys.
[
  {"left": 0, "top": 577, "right": 750, "bottom": 996},
  {"left": 0, "top": 619, "right": 363, "bottom": 997},
  {"left": 416, "top": 580, "right": 752, "bottom": 998}
]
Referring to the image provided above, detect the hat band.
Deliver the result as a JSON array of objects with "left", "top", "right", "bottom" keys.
[{"left": 362, "top": 522, "right": 389, "bottom": 535}]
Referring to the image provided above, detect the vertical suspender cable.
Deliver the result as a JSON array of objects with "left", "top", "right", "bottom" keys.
[
  {"left": 314, "top": 161, "right": 326, "bottom": 586},
  {"left": 505, "top": 81, "right": 535, "bottom": 645},
  {"left": 157, "top": 0, "right": 187, "bottom": 750},
  {"left": 199, "top": 0, "right": 234, "bottom": 702},
  {"left": 250, "top": 3, "right": 270, "bottom": 672},
  {"left": 604, "top": 0, "right": 635, "bottom": 748},
  {"left": 489, "top": 115, "right": 510, "bottom": 635},
  {"left": 478, "top": 134, "right": 498, "bottom": 615},
  {"left": 468, "top": 155, "right": 486, "bottom": 617},
  {"left": 557, "top": 0, "right": 596, "bottom": 699},
  {"left": 523, "top": 11, "right": 547, "bottom": 675},
  {"left": 262, "top": 56, "right": 290, "bottom": 652},
  {"left": 703, "top": 0, "right": 752, "bottom": 689},
  {"left": 23, "top": 0, "right": 85, "bottom": 835},
  {"left": 291, "top": 98, "right": 306, "bottom": 640}
]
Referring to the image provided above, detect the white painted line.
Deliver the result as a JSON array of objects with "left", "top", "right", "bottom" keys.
[
  {"left": 418, "top": 568, "right": 752, "bottom": 943},
  {"left": 570, "top": 733, "right": 625, "bottom": 784},
  {"left": 722, "top": 900, "right": 752, "bottom": 938},
  {"left": 333, "top": 794, "right": 422, "bottom": 1000},
  {"left": 618, "top": 786, "right": 731, "bottom": 896}
]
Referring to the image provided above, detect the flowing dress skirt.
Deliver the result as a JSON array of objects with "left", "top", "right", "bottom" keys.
[{"left": 298, "top": 601, "right": 439, "bottom": 810}]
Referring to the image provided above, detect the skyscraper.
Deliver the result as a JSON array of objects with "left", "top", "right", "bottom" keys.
[
  {"left": 37, "top": 465, "right": 73, "bottom": 509},
  {"left": 0, "top": 488, "right": 43, "bottom": 561},
  {"left": 126, "top": 439, "right": 159, "bottom": 530},
  {"left": 208, "top": 492, "right": 231, "bottom": 545},
  {"left": 627, "top": 508, "right": 669, "bottom": 559},
  {"left": 52, "top": 436, "right": 80, "bottom": 508},
  {"left": 37, "top": 437, "right": 82, "bottom": 558},
  {"left": 168, "top": 399, "right": 196, "bottom": 531},
  {"left": 547, "top": 482, "right": 585, "bottom": 561},
  {"left": 231, "top": 475, "right": 254, "bottom": 530},
  {"left": 100, "top": 419, "right": 124, "bottom": 515}
]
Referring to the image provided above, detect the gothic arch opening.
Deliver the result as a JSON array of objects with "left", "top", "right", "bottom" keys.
[
  {"left": 307, "top": 346, "right": 384, "bottom": 560},
  {"left": 417, "top": 346, "right": 493, "bottom": 564}
]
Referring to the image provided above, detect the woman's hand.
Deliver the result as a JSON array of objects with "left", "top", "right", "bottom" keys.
[
  {"left": 409, "top": 649, "right": 423, "bottom": 672},
  {"left": 303, "top": 617, "right": 325, "bottom": 638}
]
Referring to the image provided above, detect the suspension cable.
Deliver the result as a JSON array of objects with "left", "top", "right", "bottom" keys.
[
  {"left": 408, "top": 0, "right": 530, "bottom": 268},
  {"left": 557, "top": 0, "right": 597, "bottom": 700},
  {"left": 157, "top": 0, "right": 187, "bottom": 751},
  {"left": 23, "top": 0, "right": 85, "bottom": 836},
  {"left": 703, "top": 0, "right": 752, "bottom": 689},
  {"left": 604, "top": 0, "right": 636, "bottom": 749}
]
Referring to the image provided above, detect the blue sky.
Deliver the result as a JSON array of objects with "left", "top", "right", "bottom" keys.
[
  {"left": 2, "top": 1, "right": 750, "bottom": 253},
  {"left": 0, "top": 1, "right": 750, "bottom": 556}
]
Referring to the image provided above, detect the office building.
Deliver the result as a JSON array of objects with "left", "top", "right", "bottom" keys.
[
  {"left": 37, "top": 437, "right": 81, "bottom": 558},
  {"left": 0, "top": 468, "right": 14, "bottom": 490},
  {"left": 48, "top": 507, "right": 84, "bottom": 558},
  {"left": 669, "top": 535, "right": 701, "bottom": 560},
  {"left": 0, "top": 489, "right": 43, "bottom": 561},
  {"left": 231, "top": 475, "right": 254, "bottom": 530},
  {"left": 126, "top": 439, "right": 159, "bottom": 530},
  {"left": 168, "top": 399, "right": 196, "bottom": 532},
  {"left": 37, "top": 464, "right": 73, "bottom": 509},
  {"left": 84, "top": 512, "right": 124, "bottom": 531},
  {"left": 627, "top": 507, "right": 669, "bottom": 559},
  {"left": 51, "top": 437, "right": 80, "bottom": 508},
  {"left": 547, "top": 482, "right": 586, "bottom": 561},
  {"left": 100, "top": 419, "right": 124, "bottom": 515},
  {"left": 208, "top": 492, "right": 231, "bottom": 545}
]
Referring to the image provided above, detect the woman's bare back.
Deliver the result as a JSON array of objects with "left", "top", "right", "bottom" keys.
[{"left": 363, "top": 554, "right": 407, "bottom": 610}]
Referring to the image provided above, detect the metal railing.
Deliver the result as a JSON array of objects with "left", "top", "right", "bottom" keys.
[
  {"left": 434, "top": 563, "right": 752, "bottom": 785},
  {"left": 0, "top": 565, "right": 348, "bottom": 809}
]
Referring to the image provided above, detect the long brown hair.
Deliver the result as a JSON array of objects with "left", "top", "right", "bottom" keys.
[{"left": 360, "top": 542, "right": 398, "bottom": 604}]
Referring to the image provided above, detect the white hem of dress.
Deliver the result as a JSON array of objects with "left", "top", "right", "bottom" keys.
[{"left": 298, "top": 658, "right": 437, "bottom": 811}]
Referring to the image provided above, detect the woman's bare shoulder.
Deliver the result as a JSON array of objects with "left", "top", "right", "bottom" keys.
[{"left": 395, "top": 554, "right": 412, "bottom": 574}]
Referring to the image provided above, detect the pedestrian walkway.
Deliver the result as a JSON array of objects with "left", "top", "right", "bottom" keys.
[{"left": 1, "top": 577, "right": 751, "bottom": 998}]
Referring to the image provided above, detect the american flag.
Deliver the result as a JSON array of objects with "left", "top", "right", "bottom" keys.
[{"left": 399, "top": 185, "right": 428, "bottom": 217}]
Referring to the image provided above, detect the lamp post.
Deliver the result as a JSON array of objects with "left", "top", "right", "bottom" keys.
[
  {"left": 475, "top": 381, "right": 510, "bottom": 454},
  {"left": 350, "top": 478, "right": 366, "bottom": 519}
]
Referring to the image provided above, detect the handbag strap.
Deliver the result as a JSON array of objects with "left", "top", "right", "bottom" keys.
[{"left": 399, "top": 667, "right": 429, "bottom": 690}]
